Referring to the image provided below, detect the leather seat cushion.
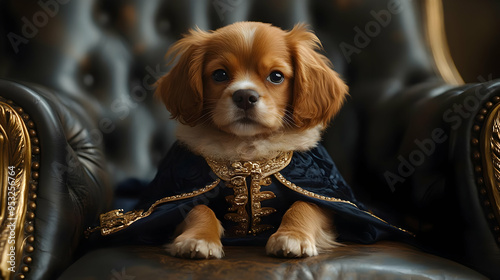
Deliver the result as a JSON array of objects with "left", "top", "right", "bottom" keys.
[{"left": 59, "top": 242, "right": 486, "bottom": 279}]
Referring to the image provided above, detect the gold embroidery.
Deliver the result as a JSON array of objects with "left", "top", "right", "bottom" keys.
[
  {"left": 85, "top": 179, "right": 220, "bottom": 237},
  {"left": 206, "top": 152, "right": 294, "bottom": 181},
  {"left": 273, "top": 173, "right": 358, "bottom": 207},
  {"left": 224, "top": 175, "right": 250, "bottom": 235},
  {"left": 86, "top": 149, "right": 413, "bottom": 238},
  {"left": 206, "top": 152, "right": 292, "bottom": 236}
]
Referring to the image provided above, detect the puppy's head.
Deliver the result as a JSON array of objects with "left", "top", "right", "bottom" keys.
[{"left": 156, "top": 22, "right": 348, "bottom": 137}]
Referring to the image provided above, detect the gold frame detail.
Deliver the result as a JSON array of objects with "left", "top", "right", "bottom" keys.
[
  {"left": 471, "top": 96, "right": 500, "bottom": 245},
  {"left": 480, "top": 105, "right": 500, "bottom": 229},
  {"left": 0, "top": 97, "right": 40, "bottom": 280},
  {"left": 423, "top": 0, "right": 464, "bottom": 85}
]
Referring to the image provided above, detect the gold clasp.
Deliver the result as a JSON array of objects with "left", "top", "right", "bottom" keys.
[{"left": 84, "top": 209, "right": 145, "bottom": 238}]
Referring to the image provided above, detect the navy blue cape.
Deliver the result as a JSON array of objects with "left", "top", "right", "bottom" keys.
[{"left": 103, "top": 142, "right": 412, "bottom": 246}]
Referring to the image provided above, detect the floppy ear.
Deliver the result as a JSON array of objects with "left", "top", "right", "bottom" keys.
[
  {"left": 155, "top": 28, "right": 208, "bottom": 126},
  {"left": 287, "top": 24, "right": 348, "bottom": 129}
]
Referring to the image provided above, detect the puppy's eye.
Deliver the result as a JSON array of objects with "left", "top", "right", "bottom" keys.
[
  {"left": 212, "top": 69, "right": 229, "bottom": 82},
  {"left": 267, "top": 71, "right": 284, "bottom": 84}
]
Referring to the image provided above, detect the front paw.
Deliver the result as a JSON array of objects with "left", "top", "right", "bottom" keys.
[
  {"left": 167, "top": 237, "right": 224, "bottom": 259},
  {"left": 266, "top": 232, "right": 317, "bottom": 258}
]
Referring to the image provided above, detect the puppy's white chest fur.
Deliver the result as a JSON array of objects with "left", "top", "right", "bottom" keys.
[{"left": 176, "top": 124, "right": 323, "bottom": 161}]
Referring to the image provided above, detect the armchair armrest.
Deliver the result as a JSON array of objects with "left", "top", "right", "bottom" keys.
[
  {"left": 0, "top": 79, "right": 112, "bottom": 280},
  {"left": 453, "top": 80, "right": 500, "bottom": 278},
  {"left": 360, "top": 79, "right": 500, "bottom": 278}
]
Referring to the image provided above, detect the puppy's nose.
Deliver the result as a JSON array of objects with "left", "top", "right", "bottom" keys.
[{"left": 232, "top": 89, "right": 259, "bottom": 110}]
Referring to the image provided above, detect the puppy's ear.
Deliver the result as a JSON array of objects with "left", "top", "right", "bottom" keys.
[
  {"left": 155, "top": 28, "right": 208, "bottom": 126},
  {"left": 287, "top": 24, "right": 348, "bottom": 129}
]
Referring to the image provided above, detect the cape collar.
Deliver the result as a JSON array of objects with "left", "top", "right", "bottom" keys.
[{"left": 205, "top": 151, "right": 294, "bottom": 181}]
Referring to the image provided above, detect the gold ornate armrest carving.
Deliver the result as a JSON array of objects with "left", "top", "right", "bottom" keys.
[
  {"left": 0, "top": 97, "right": 40, "bottom": 280},
  {"left": 472, "top": 96, "right": 500, "bottom": 246}
]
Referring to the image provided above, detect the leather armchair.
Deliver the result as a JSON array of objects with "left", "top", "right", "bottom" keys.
[{"left": 0, "top": 0, "right": 497, "bottom": 279}]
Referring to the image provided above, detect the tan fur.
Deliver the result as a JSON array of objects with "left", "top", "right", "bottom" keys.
[
  {"left": 155, "top": 28, "right": 209, "bottom": 125},
  {"left": 286, "top": 24, "right": 349, "bottom": 129},
  {"left": 156, "top": 22, "right": 348, "bottom": 259},
  {"left": 266, "top": 201, "right": 342, "bottom": 257},
  {"left": 167, "top": 205, "right": 224, "bottom": 259},
  {"left": 176, "top": 123, "right": 323, "bottom": 161},
  {"left": 155, "top": 22, "right": 348, "bottom": 138}
]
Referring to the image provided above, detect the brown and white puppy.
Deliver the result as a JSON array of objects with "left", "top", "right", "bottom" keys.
[{"left": 155, "top": 21, "right": 348, "bottom": 259}]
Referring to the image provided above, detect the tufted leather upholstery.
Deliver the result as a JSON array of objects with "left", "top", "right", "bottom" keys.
[
  {"left": 1, "top": 0, "right": 499, "bottom": 279},
  {"left": 1, "top": 0, "right": 442, "bottom": 186}
]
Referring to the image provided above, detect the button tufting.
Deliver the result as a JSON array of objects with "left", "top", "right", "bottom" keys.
[
  {"left": 97, "top": 12, "right": 110, "bottom": 26},
  {"left": 157, "top": 19, "right": 171, "bottom": 34},
  {"left": 83, "top": 73, "right": 94, "bottom": 87}
]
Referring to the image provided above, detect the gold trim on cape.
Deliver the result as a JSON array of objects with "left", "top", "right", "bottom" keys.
[
  {"left": 87, "top": 149, "right": 412, "bottom": 238},
  {"left": 85, "top": 179, "right": 220, "bottom": 237},
  {"left": 274, "top": 172, "right": 414, "bottom": 236}
]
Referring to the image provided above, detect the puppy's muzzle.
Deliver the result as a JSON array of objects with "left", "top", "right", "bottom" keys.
[{"left": 233, "top": 89, "right": 259, "bottom": 110}]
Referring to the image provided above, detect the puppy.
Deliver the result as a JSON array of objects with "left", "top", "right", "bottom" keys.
[{"left": 155, "top": 21, "right": 348, "bottom": 259}]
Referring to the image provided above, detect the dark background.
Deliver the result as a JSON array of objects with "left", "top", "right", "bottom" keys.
[{"left": 443, "top": 0, "right": 500, "bottom": 83}]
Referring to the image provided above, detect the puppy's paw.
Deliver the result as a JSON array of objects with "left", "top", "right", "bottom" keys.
[
  {"left": 266, "top": 232, "right": 318, "bottom": 258},
  {"left": 167, "top": 237, "right": 224, "bottom": 259}
]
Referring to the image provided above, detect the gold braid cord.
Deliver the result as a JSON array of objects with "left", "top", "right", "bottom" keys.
[
  {"left": 85, "top": 179, "right": 221, "bottom": 237},
  {"left": 0, "top": 97, "right": 40, "bottom": 280}
]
